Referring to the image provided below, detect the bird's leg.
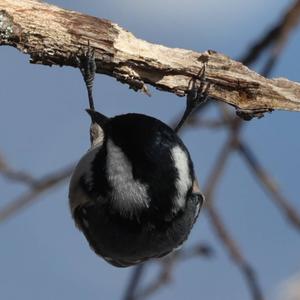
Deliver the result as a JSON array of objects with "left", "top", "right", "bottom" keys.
[
  {"left": 76, "top": 42, "right": 104, "bottom": 146},
  {"left": 76, "top": 41, "right": 97, "bottom": 111},
  {"left": 174, "top": 66, "right": 210, "bottom": 133}
]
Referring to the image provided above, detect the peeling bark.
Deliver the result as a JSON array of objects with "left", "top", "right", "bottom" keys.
[{"left": 1, "top": 0, "right": 300, "bottom": 118}]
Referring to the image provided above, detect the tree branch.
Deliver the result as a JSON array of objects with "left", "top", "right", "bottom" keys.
[
  {"left": 123, "top": 264, "right": 146, "bottom": 300},
  {"left": 240, "top": 0, "right": 300, "bottom": 67},
  {"left": 236, "top": 140, "right": 300, "bottom": 231},
  {"left": 124, "top": 243, "right": 213, "bottom": 300},
  {"left": 1, "top": 0, "right": 300, "bottom": 117},
  {"left": 0, "top": 151, "right": 38, "bottom": 186},
  {"left": 203, "top": 130, "right": 264, "bottom": 300},
  {"left": 0, "top": 164, "right": 73, "bottom": 222}
]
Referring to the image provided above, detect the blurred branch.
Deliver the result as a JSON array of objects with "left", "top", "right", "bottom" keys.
[
  {"left": 203, "top": 136, "right": 234, "bottom": 201},
  {"left": 240, "top": 0, "right": 300, "bottom": 67},
  {"left": 136, "top": 256, "right": 176, "bottom": 300},
  {"left": 206, "top": 204, "right": 264, "bottom": 300},
  {"left": 203, "top": 131, "right": 264, "bottom": 300},
  {"left": 236, "top": 140, "right": 300, "bottom": 231},
  {"left": 124, "top": 243, "right": 213, "bottom": 300},
  {"left": 0, "top": 164, "right": 73, "bottom": 223},
  {"left": 123, "top": 264, "right": 146, "bottom": 300},
  {"left": 192, "top": 118, "right": 231, "bottom": 129},
  {"left": 0, "top": 152, "right": 38, "bottom": 186},
  {"left": 2, "top": 1, "right": 300, "bottom": 116},
  {"left": 171, "top": 113, "right": 231, "bottom": 132}
]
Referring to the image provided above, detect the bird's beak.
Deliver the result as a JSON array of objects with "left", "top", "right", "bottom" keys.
[{"left": 86, "top": 109, "right": 108, "bottom": 126}]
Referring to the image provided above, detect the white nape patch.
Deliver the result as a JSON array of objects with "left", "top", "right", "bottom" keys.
[
  {"left": 171, "top": 146, "right": 192, "bottom": 209},
  {"left": 106, "top": 139, "right": 150, "bottom": 215},
  {"left": 69, "top": 145, "right": 102, "bottom": 214},
  {"left": 90, "top": 123, "right": 104, "bottom": 148}
]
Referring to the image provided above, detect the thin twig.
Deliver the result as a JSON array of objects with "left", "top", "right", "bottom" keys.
[
  {"left": 135, "top": 255, "right": 177, "bottom": 300},
  {"left": 123, "top": 241, "right": 214, "bottom": 300},
  {"left": 185, "top": 117, "right": 231, "bottom": 129},
  {"left": 236, "top": 140, "right": 300, "bottom": 231},
  {"left": 0, "top": 169, "right": 38, "bottom": 186},
  {"left": 206, "top": 204, "right": 264, "bottom": 300},
  {"left": 203, "top": 129, "right": 264, "bottom": 300},
  {"left": 240, "top": 0, "right": 300, "bottom": 66},
  {"left": 0, "top": 152, "right": 38, "bottom": 186},
  {"left": 203, "top": 137, "right": 234, "bottom": 201},
  {"left": 175, "top": 243, "right": 214, "bottom": 261},
  {"left": 123, "top": 264, "right": 147, "bottom": 300},
  {"left": 0, "top": 164, "right": 74, "bottom": 223}
]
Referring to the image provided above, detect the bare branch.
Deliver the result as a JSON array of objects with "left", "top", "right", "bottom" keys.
[
  {"left": 0, "top": 164, "right": 73, "bottom": 223},
  {"left": 136, "top": 256, "right": 176, "bottom": 300},
  {"left": 203, "top": 132, "right": 264, "bottom": 300},
  {"left": 1, "top": 0, "right": 300, "bottom": 116},
  {"left": 124, "top": 243, "right": 213, "bottom": 300},
  {"left": 206, "top": 204, "right": 264, "bottom": 300},
  {"left": 241, "top": 0, "right": 300, "bottom": 66},
  {"left": 123, "top": 264, "right": 146, "bottom": 300},
  {"left": 236, "top": 140, "right": 300, "bottom": 231},
  {"left": 189, "top": 118, "right": 231, "bottom": 129},
  {"left": 203, "top": 136, "right": 233, "bottom": 201},
  {"left": 0, "top": 152, "right": 38, "bottom": 186}
]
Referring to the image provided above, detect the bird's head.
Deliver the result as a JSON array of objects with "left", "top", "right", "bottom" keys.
[{"left": 86, "top": 109, "right": 108, "bottom": 147}]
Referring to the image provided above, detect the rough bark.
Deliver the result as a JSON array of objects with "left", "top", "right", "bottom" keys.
[{"left": 1, "top": 0, "right": 300, "bottom": 118}]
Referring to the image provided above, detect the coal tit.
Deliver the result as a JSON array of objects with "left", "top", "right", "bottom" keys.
[{"left": 69, "top": 45, "right": 206, "bottom": 267}]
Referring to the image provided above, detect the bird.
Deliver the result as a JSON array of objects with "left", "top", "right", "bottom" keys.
[{"left": 69, "top": 45, "right": 208, "bottom": 267}]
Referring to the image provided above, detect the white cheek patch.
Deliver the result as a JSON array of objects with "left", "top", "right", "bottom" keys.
[
  {"left": 171, "top": 146, "right": 192, "bottom": 209},
  {"left": 75, "top": 146, "right": 100, "bottom": 189},
  {"left": 106, "top": 139, "right": 150, "bottom": 214},
  {"left": 69, "top": 146, "right": 102, "bottom": 214},
  {"left": 72, "top": 124, "right": 104, "bottom": 190}
]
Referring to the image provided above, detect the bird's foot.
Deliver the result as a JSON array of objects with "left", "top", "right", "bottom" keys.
[
  {"left": 76, "top": 41, "right": 97, "bottom": 110},
  {"left": 175, "top": 65, "right": 211, "bottom": 133}
]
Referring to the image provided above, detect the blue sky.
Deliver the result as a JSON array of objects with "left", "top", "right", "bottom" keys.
[{"left": 1, "top": 1, "right": 300, "bottom": 300}]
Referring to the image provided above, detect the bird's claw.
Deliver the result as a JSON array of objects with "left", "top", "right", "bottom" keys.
[{"left": 76, "top": 41, "right": 97, "bottom": 110}]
